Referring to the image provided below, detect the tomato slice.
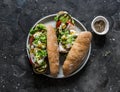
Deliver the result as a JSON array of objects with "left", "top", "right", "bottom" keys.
[
  {"left": 29, "top": 58, "right": 33, "bottom": 64},
  {"left": 56, "top": 21, "right": 61, "bottom": 28},
  {"left": 29, "top": 36, "right": 34, "bottom": 45},
  {"left": 56, "top": 20, "right": 74, "bottom": 28}
]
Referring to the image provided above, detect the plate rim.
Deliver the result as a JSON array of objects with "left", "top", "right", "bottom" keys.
[{"left": 26, "top": 14, "right": 91, "bottom": 78}]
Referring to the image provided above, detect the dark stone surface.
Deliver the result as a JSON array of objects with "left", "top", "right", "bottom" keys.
[{"left": 0, "top": 0, "right": 120, "bottom": 92}]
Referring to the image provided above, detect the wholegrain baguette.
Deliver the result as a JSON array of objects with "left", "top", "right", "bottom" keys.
[
  {"left": 63, "top": 31, "right": 92, "bottom": 76},
  {"left": 46, "top": 25, "right": 59, "bottom": 76}
]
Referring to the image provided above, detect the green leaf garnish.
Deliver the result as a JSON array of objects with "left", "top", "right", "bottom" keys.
[
  {"left": 54, "top": 15, "right": 59, "bottom": 21},
  {"left": 36, "top": 23, "right": 46, "bottom": 30},
  {"left": 30, "top": 28, "right": 36, "bottom": 35},
  {"left": 30, "top": 23, "right": 46, "bottom": 35},
  {"left": 35, "top": 50, "right": 47, "bottom": 59}
]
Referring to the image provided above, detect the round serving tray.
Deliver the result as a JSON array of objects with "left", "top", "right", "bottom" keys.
[{"left": 26, "top": 14, "right": 91, "bottom": 78}]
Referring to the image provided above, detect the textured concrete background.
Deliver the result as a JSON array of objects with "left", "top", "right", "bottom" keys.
[{"left": 0, "top": 0, "right": 120, "bottom": 92}]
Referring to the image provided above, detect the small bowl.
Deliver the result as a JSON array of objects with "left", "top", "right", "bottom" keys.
[{"left": 91, "top": 16, "right": 109, "bottom": 35}]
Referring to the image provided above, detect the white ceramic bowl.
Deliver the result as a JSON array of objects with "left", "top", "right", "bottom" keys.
[{"left": 91, "top": 16, "right": 109, "bottom": 35}]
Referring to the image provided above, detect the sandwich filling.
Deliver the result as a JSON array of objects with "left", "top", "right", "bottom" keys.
[
  {"left": 28, "top": 23, "right": 47, "bottom": 73},
  {"left": 54, "top": 11, "right": 78, "bottom": 52}
]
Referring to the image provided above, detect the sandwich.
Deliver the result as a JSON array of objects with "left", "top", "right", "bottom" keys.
[
  {"left": 63, "top": 31, "right": 92, "bottom": 76},
  {"left": 54, "top": 11, "right": 79, "bottom": 53},
  {"left": 28, "top": 24, "right": 59, "bottom": 76},
  {"left": 29, "top": 23, "right": 48, "bottom": 74}
]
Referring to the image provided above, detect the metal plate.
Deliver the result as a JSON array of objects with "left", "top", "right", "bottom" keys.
[{"left": 26, "top": 14, "right": 91, "bottom": 78}]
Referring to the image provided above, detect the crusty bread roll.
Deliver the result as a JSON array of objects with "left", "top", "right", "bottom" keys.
[
  {"left": 63, "top": 31, "right": 92, "bottom": 76},
  {"left": 46, "top": 25, "right": 59, "bottom": 76}
]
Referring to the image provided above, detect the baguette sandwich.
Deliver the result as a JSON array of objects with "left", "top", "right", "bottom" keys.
[
  {"left": 63, "top": 31, "right": 92, "bottom": 76},
  {"left": 28, "top": 24, "right": 59, "bottom": 76}
]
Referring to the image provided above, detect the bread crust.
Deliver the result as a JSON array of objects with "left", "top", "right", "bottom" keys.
[
  {"left": 46, "top": 25, "right": 59, "bottom": 76},
  {"left": 63, "top": 31, "right": 92, "bottom": 76}
]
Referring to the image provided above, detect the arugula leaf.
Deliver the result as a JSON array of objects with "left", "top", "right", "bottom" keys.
[
  {"left": 66, "top": 36, "right": 75, "bottom": 44},
  {"left": 39, "top": 34, "right": 47, "bottom": 43},
  {"left": 33, "top": 39, "right": 39, "bottom": 45},
  {"left": 30, "top": 28, "right": 36, "bottom": 35},
  {"left": 41, "top": 50, "right": 47, "bottom": 57},
  {"left": 54, "top": 15, "right": 59, "bottom": 21},
  {"left": 35, "top": 50, "right": 47, "bottom": 59},
  {"left": 36, "top": 24, "right": 46, "bottom": 30},
  {"left": 30, "top": 24, "right": 46, "bottom": 35}
]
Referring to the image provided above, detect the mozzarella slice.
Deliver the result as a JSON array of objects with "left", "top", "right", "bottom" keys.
[
  {"left": 66, "top": 43, "right": 72, "bottom": 49},
  {"left": 33, "top": 32, "right": 41, "bottom": 38},
  {"left": 59, "top": 43, "right": 68, "bottom": 53},
  {"left": 37, "top": 58, "right": 44, "bottom": 65},
  {"left": 70, "top": 29, "right": 79, "bottom": 36}
]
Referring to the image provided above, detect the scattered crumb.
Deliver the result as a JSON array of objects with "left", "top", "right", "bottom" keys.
[
  {"left": 4, "top": 56, "right": 7, "bottom": 59},
  {"left": 110, "top": 87, "right": 112, "bottom": 91},
  {"left": 15, "top": 86, "right": 18, "bottom": 89},
  {"left": 35, "top": 0, "right": 38, "bottom": 2},
  {"left": 42, "top": 6, "right": 48, "bottom": 11},
  {"left": 117, "top": 0, "right": 120, "bottom": 2},
  {"left": 112, "top": 38, "right": 115, "bottom": 41},
  {"left": 104, "top": 0, "right": 106, "bottom": 2},
  {"left": 9, "top": 54, "right": 13, "bottom": 58},
  {"left": 110, "top": 38, "right": 115, "bottom": 41},
  {"left": 66, "top": 89, "right": 70, "bottom": 91},
  {"left": 103, "top": 51, "right": 111, "bottom": 57},
  {"left": 2, "top": 85, "right": 5, "bottom": 88},
  {"left": 17, "top": 83, "right": 20, "bottom": 86}
]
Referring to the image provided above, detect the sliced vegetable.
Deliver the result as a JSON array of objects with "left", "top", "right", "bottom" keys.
[
  {"left": 54, "top": 11, "right": 77, "bottom": 51},
  {"left": 30, "top": 23, "right": 46, "bottom": 35},
  {"left": 29, "top": 23, "right": 48, "bottom": 74},
  {"left": 29, "top": 36, "right": 34, "bottom": 45},
  {"left": 56, "top": 21, "right": 61, "bottom": 28},
  {"left": 54, "top": 15, "right": 59, "bottom": 21}
]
